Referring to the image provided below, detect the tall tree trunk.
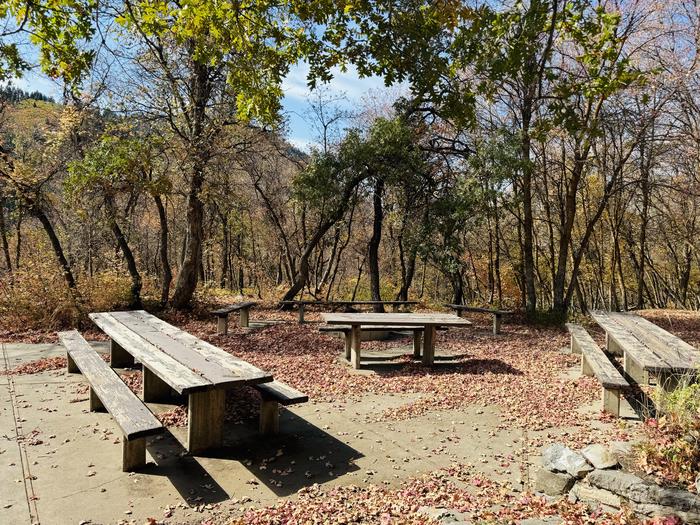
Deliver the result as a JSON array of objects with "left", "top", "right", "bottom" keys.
[
  {"left": 107, "top": 200, "right": 142, "bottom": 309},
  {"left": 154, "top": 194, "right": 172, "bottom": 307},
  {"left": 0, "top": 198, "right": 12, "bottom": 273},
  {"left": 368, "top": 178, "right": 385, "bottom": 312},
  {"left": 32, "top": 207, "right": 78, "bottom": 295},
  {"left": 520, "top": 94, "right": 537, "bottom": 315}
]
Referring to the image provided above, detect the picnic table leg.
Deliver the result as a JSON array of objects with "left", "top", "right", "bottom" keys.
[
  {"left": 110, "top": 339, "right": 134, "bottom": 368},
  {"left": 623, "top": 352, "right": 647, "bottom": 384},
  {"left": 413, "top": 330, "right": 422, "bottom": 358},
  {"left": 216, "top": 315, "right": 229, "bottom": 335},
  {"left": 493, "top": 314, "right": 501, "bottom": 335},
  {"left": 344, "top": 333, "right": 352, "bottom": 360},
  {"left": 142, "top": 367, "right": 172, "bottom": 402},
  {"left": 259, "top": 398, "right": 280, "bottom": 435},
  {"left": 122, "top": 437, "right": 147, "bottom": 472},
  {"left": 298, "top": 303, "right": 305, "bottom": 324},
  {"left": 239, "top": 308, "right": 250, "bottom": 328},
  {"left": 350, "top": 325, "right": 361, "bottom": 369},
  {"left": 422, "top": 325, "right": 436, "bottom": 365},
  {"left": 602, "top": 388, "right": 621, "bottom": 417},
  {"left": 188, "top": 389, "right": 225, "bottom": 453}
]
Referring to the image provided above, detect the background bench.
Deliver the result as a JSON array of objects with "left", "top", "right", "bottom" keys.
[
  {"left": 59, "top": 330, "right": 164, "bottom": 471},
  {"left": 253, "top": 381, "right": 308, "bottom": 435},
  {"left": 566, "top": 323, "right": 629, "bottom": 417},
  {"left": 212, "top": 301, "right": 257, "bottom": 334},
  {"left": 445, "top": 305, "right": 513, "bottom": 335}
]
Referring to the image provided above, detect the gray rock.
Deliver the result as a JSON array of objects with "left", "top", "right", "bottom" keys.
[
  {"left": 696, "top": 473, "right": 700, "bottom": 494},
  {"left": 541, "top": 444, "right": 593, "bottom": 478},
  {"left": 570, "top": 481, "right": 622, "bottom": 510},
  {"left": 581, "top": 444, "right": 619, "bottom": 470},
  {"left": 535, "top": 469, "right": 575, "bottom": 496}
]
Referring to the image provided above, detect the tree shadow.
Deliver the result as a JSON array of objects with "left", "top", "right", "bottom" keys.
[{"left": 362, "top": 357, "right": 524, "bottom": 376}]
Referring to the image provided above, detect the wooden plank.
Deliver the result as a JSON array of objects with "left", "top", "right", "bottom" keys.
[
  {"left": 89, "top": 313, "right": 210, "bottom": 395},
  {"left": 566, "top": 324, "right": 628, "bottom": 389},
  {"left": 608, "top": 313, "right": 700, "bottom": 372},
  {"left": 445, "top": 304, "right": 514, "bottom": 315},
  {"left": 211, "top": 301, "right": 257, "bottom": 315},
  {"left": 319, "top": 324, "right": 440, "bottom": 332},
  {"left": 322, "top": 312, "right": 471, "bottom": 327},
  {"left": 129, "top": 311, "right": 272, "bottom": 386},
  {"left": 255, "top": 380, "right": 308, "bottom": 405},
  {"left": 58, "top": 331, "right": 163, "bottom": 440},
  {"left": 590, "top": 311, "right": 668, "bottom": 373}
]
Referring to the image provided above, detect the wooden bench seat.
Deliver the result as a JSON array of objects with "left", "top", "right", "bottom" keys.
[
  {"left": 59, "top": 330, "right": 164, "bottom": 471},
  {"left": 445, "top": 304, "right": 513, "bottom": 335},
  {"left": 212, "top": 301, "right": 257, "bottom": 334},
  {"left": 319, "top": 324, "right": 446, "bottom": 359},
  {"left": 253, "top": 381, "right": 308, "bottom": 435},
  {"left": 566, "top": 323, "right": 629, "bottom": 417}
]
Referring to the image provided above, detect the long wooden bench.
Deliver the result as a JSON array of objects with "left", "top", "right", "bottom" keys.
[
  {"left": 566, "top": 323, "right": 629, "bottom": 417},
  {"left": 212, "top": 301, "right": 257, "bottom": 334},
  {"left": 445, "top": 305, "right": 513, "bottom": 335},
  {"left": 58, "top": 330, "right": 164, "bottom": 471},
  {"left": 319, "top": 324, "right": 447, "bottom": 359},
  {"left": 253, "top": 381, "right": 308, "bottom": 435}
]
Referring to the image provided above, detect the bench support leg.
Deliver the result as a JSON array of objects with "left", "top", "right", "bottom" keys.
[
  {"left": 413, "top": 331, "right": 422, "bottom": 358},
  {"left": 67, "top": 353, "right": 79, "bottom": 373},
  {"left": 607, "top": 335, "right": 623, "bottom": 356},
  {"left": 259, "top": 399, "right": 280, "bottom": 435},
  {"left": 624, "top": 352, "right": 647, "bottom": 384},
  {"left": 422, "top": 325, "right": 436, "bottom": 365},
  {"left": 122, "top": 437, "right": 147, "bottom": 472},
  {"left": 493, "top": 314, "right": 502, "bottom": 336},
  {"left": 350, "top": 325, "right": 361, "bottom": 369},
  {"left": 581, "top": 355, "right": 593, "bottom": 377},
  {"left": 89, "top": 387, "right": 105, "bottom": 412},
  {"left": 570, "top": 336, "right": 581, "bottom": 355},
  {"left": 143, "top": 368, "right": 172, "bottom": 402},
  {"left": 298, "top": 303, "right": 305, "bottom": 324},
  {"left": 188, "top": 389, "right": 225, "bottom": 453},
  {"left": 344, "top": 334, "right": 351, "bottom": 360},
  {"left": 602, "top": 388, "right": 620, "bottom": 417},
  {"left": 110, "top": 339, "right": 134, "bottom": 368},
  {"left": 217, "top": 316, "right": 228, "bottom": 335},
  {"left": 239, "top": 308, "right": 250, "bottom": 328}
]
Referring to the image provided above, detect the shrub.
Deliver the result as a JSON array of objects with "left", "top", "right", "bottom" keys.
[{"left": 636, "top": 382, "right": 700, "bottom": 491}]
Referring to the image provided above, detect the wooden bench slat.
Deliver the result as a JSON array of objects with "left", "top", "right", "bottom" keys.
[
  {"left": 89, "top": 313, "right": 210, "bottom": 394},
  {"left": 58, "top": 331, "right": 163, "bottom": 440},
  {"left": 136, "top": 311, "right": 272, "bottom": 386},
  {"left": 445, "top": 304, "right": 514, "bottom": 315},
  {"left": 212, "top": 301, "right": 257, "bottom": 316},
  {"left": 319, "top": 325, "right": 446, "bottom": 332},
  {"left": 566, "top": 324, "right": 629, "bottom": 389},
  {"left": 255, "top": 380, "right": 308, "bottom": 405}
]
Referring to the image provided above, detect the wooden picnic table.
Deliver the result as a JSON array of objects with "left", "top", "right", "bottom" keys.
[
  {"left": 89, "top": 310, "right": 273, "bottom": 453},
  {"left": 590, "top": 310, "right": 700, "bottom": 389},
  {"left": 280, "top": 299, "right": 419, "bottom": 323},
  {"left": 321, "top": 312, "right": 471, "bottom": 369},
  {"left": 444, "top": 304, "right": 514, "bottom": 335}
]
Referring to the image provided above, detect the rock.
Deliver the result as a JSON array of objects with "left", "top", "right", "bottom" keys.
[
  {"left": 570, "top": 481, "right": 622, "bottom": 511},
  {"left": 581, "top": 444, "right": 618, "bottom": 470},
  {"left": 535, "top": 469, "right": 575, "bottom": 496},
  {"left": 541, "top": 444, "right": 593, "bottom": 478},
  {"left": 696, "top": 474, "right": 700, "bottom": 494}
]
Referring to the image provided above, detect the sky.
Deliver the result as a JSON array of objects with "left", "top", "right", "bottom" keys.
[{"left": 11, "top": 62, "right": 393, "bottom": 152}]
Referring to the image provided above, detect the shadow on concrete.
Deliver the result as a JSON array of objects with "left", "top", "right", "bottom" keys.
[{"left": 363, "top": 357, "right": 524, "bottom": 377}]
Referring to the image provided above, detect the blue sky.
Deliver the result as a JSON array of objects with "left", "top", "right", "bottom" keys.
[{"left": 12, "top": 62, "right": 392, "bottom": 151}]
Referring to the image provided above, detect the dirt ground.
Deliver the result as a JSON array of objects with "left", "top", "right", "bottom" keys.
[{"left": 0, "top": 309, "right": 666, "bottom": 525}]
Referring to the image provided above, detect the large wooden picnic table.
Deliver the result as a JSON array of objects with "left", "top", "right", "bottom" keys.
[
  {"left": 280, "top": 299, "right": 419, "bottom": 323},
  {"left": 321, "top": 312, "right": 471, "bottom": 369},
  {"left": 590, "top": 310, "right": 700, "bottom": 388},
  {"left": 89, "top": 310, "right": 272, "bottom": 453}
]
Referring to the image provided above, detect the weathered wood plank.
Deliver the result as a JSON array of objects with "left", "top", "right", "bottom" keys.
[
  {"left": 566, "top": 323, "right": 628, "bottom": 389},
  {"left": 89, "top": 313, "right": 210, "bottom": 395},
  {"left": 211, "top": 301, "right": 257, "bottom": 316},
  {"left": 255, "top": 380, "right": 308, "bottom": 405},
  {"left": 58, "top": 331, "right": 163, "bottom": 440},
  {"left": 322, "top": 312, "right": 471, "bottom": 327},
  {"left": 129, "top": 311, "right": 272, "bottom": 386},
  {"left": 608, "top": 313, "right": 700, "bottom": 372},
  {"left": 590, "top": 311, "right": 668, "bottom": 374},
  {"left": 445, "top": 304, "right": 514, "bottom": 315}
]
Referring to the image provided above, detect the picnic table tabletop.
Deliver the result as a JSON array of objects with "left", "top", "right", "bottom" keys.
[{"left": 321, "top": 312, "right": 472, "bottom": 326}]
